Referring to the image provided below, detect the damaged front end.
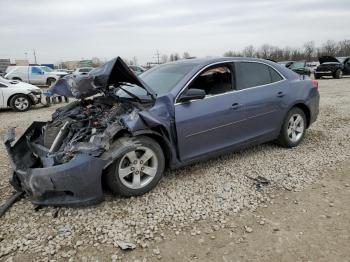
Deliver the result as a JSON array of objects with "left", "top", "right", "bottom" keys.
[{"left": 3, "top": 57, "right": 155, "bottom": 206}]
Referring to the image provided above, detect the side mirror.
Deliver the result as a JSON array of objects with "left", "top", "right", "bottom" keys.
[{"left": 178, "top": 88, "right": 206, "bottom": 103}]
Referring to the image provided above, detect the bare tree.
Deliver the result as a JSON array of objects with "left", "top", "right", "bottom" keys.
[
  {"left": 337, "top": 40, "right": 350, "bottom": 56},
  {"left": 259, "top": 44, "right": 272, "bottom": 59},
  {"left": 173, "top": 53, "right": 180, "bottom": 61},
  {"left": 242, "top": 45, "right": 255, "bottom": 57},
  {"left": 183, "top": 52, "right": 191, "bottom": 59},
  {"left": 322, "top": 40, "right": 338, "bottom": 56},
  {"left": 161, "top": 54, "right": 168, "bottom": 63},
  {"left": 222, "top": 39, "right": 350, "bottom": 62},
  {"left": 303, "top": 41, "right": 315, "bottom": 61}
]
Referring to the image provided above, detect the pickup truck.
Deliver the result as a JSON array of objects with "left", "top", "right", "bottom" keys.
[{"left": 5, "top": 66, "right": 67, "bottom": 86}]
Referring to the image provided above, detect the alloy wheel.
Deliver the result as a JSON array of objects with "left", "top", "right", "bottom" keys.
[
  {"left": 14, "top": 97, "right": 29, "bottom": 111},
  {"left": 118, "top": 146, "right": 158, "bottom": 189},
  {"left": 287, "top": 114, "right": 305, "bottom": 143}
]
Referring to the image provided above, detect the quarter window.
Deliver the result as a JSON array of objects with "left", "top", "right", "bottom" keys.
[
  {"left": 269, "top": 67, "right": 283, "bottom": 82},
  {"left": 188, "top": 65, "right": 232, "bottom": 96},
  {"left": 236, "top": 62, "right": 283, "bottom": 90}
]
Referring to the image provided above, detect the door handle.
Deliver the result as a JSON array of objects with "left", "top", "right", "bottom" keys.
[
  {"left": 231, "top": 103, "right": 240, "bottom": 109},
  {"left": 277, "top": 91, "right": 285, "bottom": 98}
]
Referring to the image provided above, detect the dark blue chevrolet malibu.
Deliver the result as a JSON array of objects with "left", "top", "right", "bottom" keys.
[{"left": 4, "top": 57, "right": 319, "bottom": 206}]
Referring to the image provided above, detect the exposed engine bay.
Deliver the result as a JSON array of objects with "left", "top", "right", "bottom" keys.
[{"left": 41, "top": 95, "right": 143, "bottom": 166}]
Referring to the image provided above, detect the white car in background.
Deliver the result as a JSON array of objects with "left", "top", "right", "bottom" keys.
[
  {"left": 73, "top": 67, "right": 94, "bottom": 76},
  {"left": 0, "top": 77, "right": 42, "bottom": 111},
  {"left": 5, "top": 66, "right": 67, "bottom": 86}
]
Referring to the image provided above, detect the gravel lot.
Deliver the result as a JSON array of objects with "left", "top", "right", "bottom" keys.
[{"left": 0, "top": 77, "right": 350, "bottom": 261}]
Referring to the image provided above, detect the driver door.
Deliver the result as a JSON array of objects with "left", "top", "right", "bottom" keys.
[
  {"left": 29, "top": 66, "right": 44, "bottom": 85},
  {"left": 174, "top": 63, "right": 247, "bottom": 162}
]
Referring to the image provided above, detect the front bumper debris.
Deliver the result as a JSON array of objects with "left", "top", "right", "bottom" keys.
[{"left": 4, "top": 123, "right": 107, "bottom": 206}]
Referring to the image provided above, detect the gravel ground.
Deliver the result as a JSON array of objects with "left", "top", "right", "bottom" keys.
[{"left": 0, "top": 77, "right": 349, "bottom": 261}]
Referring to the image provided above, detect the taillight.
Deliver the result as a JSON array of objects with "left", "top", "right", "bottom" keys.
[{"left": 311, "top": 79, "right": 318, "bottom": 90}]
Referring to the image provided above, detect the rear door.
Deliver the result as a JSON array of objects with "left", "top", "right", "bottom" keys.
[
  {"left": 234, "top": 61, "right": 288, "bottom": 140},
  {"left": 175, "top": 63, "right": 247, "bottom": 161}
]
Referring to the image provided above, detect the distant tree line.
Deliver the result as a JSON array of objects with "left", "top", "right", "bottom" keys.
[{"left": 223, "top": 39, "right": 350, "bottom": 62}]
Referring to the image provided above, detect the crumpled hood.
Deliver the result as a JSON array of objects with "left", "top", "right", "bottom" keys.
[
  {"left": 318, "top": 56, "right": 340, "bottom": 64},
  {"left": 48, "top": 57, "right": 156, "bottom": 99}
]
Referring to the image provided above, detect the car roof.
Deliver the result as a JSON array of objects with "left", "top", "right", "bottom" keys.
[{"left": 168, "top": 57, "right": 281, "bottom": 67}]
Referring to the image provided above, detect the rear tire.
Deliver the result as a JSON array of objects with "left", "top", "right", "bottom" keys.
[
  {"left": 276, "top": 108, "right": 306, "bottom": 148},
  {"left": 333, "top": 69, "right": 342, "bottom": 79},
  {"left": 105, "top": 136, "right": 165, "bottom": 197},
  {"left": 10, "top": 94, "right": 31, "bottom": 112}
]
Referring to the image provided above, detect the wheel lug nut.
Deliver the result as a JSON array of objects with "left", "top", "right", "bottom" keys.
[
  {"left": 133, "top": 160, "right": 137, "bottom": 164},
  {"left": 141, "top": 167, "right": 144, "bottom": 171},
  {"left": 140, "top": 160, "right": 143, "bottom": 164},
  {"left": 135, "top": 171, "right": 139, "bottom": 174},
  {"left": 131, "top": 167, "right": 135, "bottom": 171}
]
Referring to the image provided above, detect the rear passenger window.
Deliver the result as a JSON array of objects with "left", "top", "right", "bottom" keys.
[
  {"left": 236, "top": 62, "right": 283, "bottom": 90},
  {"left": 269, "top": 67, "right": 283, "bottom": 82}
]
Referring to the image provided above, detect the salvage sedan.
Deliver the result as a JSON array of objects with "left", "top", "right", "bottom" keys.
[{"left": 4, "top": 57, "right": 320, "bottom": 206}]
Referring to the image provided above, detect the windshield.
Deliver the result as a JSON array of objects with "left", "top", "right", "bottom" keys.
[
  {"left": 336, "top": 57, "right": 346, "bottom": 63},
  {"left": 41, "top": 66, "right": 53, "bottom": 72},
  {"left": 289, "top": 61, "right": 305, "bottom": 69},
  {"left": 116, "top": 63, "right": 197, "bottom": 99}
]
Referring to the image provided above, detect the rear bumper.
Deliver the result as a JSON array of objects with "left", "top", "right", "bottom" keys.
[
  {"left": 4, "top": 122, "right": 107, "bottom": 206},
  {"left": 308, "top": 90, "right": 320, "bottom": 126},
  {"left": 314, "top": 71, "right": 333, "bottom": 76}
]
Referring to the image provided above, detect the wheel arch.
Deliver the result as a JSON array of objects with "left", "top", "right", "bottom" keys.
[
  {"left": 289, "top": 103, "right": 311, "bottom": 128},
  {"left": 132, "top": 128, "right": 172, "bottom": 169},
  {"left": 46, "top": 77, "right": 57, "bottom": 85},
  {"left": 7, "top": 93, "right": 34, "bottom": 107},
  {"left": 111, "top": 126, "right": 172, "bottom": 169}
]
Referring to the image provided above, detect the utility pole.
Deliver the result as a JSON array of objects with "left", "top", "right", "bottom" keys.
[
  {"left": 154, "top": 50, "right": 160, "bottom": 64},
  {"left": 33, "top": 49, "right": 37, "bottom": 64}
]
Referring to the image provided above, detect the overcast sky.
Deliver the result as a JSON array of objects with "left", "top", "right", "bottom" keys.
[{"left": 0, "top": 0, "right": 349, "bottom": 65}]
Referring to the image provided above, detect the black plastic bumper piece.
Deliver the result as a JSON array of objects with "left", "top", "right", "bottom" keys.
[
  {"left": 4, "top": 122, "right": 107, "bottom": 206},
  {"left": 12, "top": 155, "right": 107, "bottom": 206}
]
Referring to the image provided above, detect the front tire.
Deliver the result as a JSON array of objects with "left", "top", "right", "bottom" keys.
[
  {"left": 105, "top": 136, "right": 165, "bottom": 196},
  {"left": 10, "top": 94, "right": 31, "bottom": 112},
  {"left": 276, "top": 108, "right": 306, "bottom": 148},
  {"left": 333, "top": 69, "right": 342, "bottom": 79}
]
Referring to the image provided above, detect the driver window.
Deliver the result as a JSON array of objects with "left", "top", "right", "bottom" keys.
[
  {"left": 31, "top": 67, "right": 42, "bottom": 75},
  {"left": 188, "top": 65, "right": 233, "bottom": 96}
]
